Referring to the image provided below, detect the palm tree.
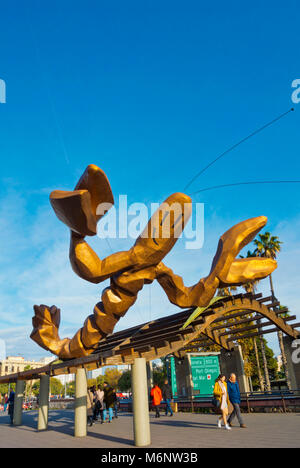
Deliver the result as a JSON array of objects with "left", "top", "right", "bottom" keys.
[
  {"left": 258, "top": 329, "right": 271, "bottom": 391},
  {"left": 239, "top": 250, "right": 260, "bottom": 294},
  {"left": 276, "top": 305, "right": 292, "bottom": 389},
  {"left": 217, "top": 285, "right": 237, "bottom": 296},
  {"left": 253, "top": 232, "right": 291, "bottom": 389},
  {"left": 253, "top": 232, "right": 282, "bottom": 298},
  {"left": 253, "top": 337, "right": 264, "bottom": 391},
  {"left": 239, "top": 250, "right": 265, "bottom": 390},
  {"left": 24, "top": 365, "right": 33, "bottom": 400}
]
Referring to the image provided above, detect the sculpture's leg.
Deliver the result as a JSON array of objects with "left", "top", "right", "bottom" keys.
[
  {"left": 155, "top": 262, "right": 219, "bottom": 308},
  {"left": 69, "top": 231, "right": 140, "bottom": 284},
  {"left": 62, "top": 267, "right": 157, "bottom": 357},
  {"left": 31, "top": 267, "right": 156, "bottom": 359}
]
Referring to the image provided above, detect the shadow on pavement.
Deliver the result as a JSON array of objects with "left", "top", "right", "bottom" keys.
[
  {"left": 0, "top": 410, "right": 134, "bottom": 446},
  {"left": 151, "top": 418, "right": 218, "bottom": 430}
]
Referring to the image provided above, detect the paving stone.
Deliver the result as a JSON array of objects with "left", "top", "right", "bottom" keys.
[{"left": 0, "top": 410, "right": 299, "bottom": 448}]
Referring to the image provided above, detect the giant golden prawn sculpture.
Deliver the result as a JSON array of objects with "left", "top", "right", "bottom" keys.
[{"left": 31, "top": 164, "right": 276, "bottom": 359}]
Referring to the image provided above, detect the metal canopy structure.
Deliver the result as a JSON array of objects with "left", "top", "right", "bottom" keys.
[{"left": 0, "top": 292, "right": 299, "bottom": 384}]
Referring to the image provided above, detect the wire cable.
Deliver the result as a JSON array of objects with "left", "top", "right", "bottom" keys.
[
  {"left": 184, "top": 107, "right": 294, "bottom": 192},
  {"left": 191, "top": 180, "right": 300, "bottom": 195}
]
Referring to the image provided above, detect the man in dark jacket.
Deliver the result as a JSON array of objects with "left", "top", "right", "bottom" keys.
[
  {"left": 7, "top": 390, "right": 15, "bottom": 425},
  {"left": 162, "top": 379, "right": 173, "bottom": 416},
  {"left": 227, "top": 374, "right": 246, "bottom": 428},
  {"left": 103, "top": 382, "right": 114, "bottom": 423}
]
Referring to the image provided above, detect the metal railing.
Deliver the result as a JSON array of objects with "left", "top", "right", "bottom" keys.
[
  {"left": 170, "top": 389, "right": 300, "bottom": 414},
  {"left": 9, "top": 390, "right": 299, "bottom": 414}
]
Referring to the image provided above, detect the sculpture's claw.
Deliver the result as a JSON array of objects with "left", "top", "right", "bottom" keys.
[
  {"left": 50, "top": 164, "right": 114, "bottom": 236},
  {"left": 50, "top": 189, "right": 97, "bottom": 236},
  {"left": 74, "top": 164, "right": 114, "bottom": 221},
  {"left": 209, "top": 216, "right": 268, "bottom": 284},
  {"left": 30, "top": 305, "right": 71, "bottom": 357},
  {"left": 219, "top": 257, "right": 277, "bottom": 287}
]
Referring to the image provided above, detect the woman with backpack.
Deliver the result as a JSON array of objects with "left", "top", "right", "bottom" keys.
[
  {"left": 87, "top": 386, "right": 95, "bottom": 427},
  {"left": 213, "top": 375, "right": 231, "bottom": 431}
]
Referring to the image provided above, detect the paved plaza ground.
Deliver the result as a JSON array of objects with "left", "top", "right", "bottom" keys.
[{"left": 0, "top": 410, "right": 299, "bottom": 448}]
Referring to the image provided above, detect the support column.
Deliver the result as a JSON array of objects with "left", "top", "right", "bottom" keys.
[
  {"left": 234, "top": 345, "right": 250, "bottom": 393},
  {"left": 131, "top": 358, "right": 151, "bottom": 447},
  {"left": 74, "top": 368, "right": 87, "bottom": 437},
  {"left": 174, "top": 356, "right": 193, "bottom": 397},
  {"left": 38, "top": 374, "right": 50, "bottom": 431},
  {"left": 13, "top": 379, "right": 25, "bottom": 426},
  {"left": 220, "top": 345, "right": 250, "bottom": 393}
]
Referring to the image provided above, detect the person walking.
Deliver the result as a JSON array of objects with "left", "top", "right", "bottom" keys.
[
  {"left": 87, "top": 386, "right": 95, "bottom": 427},
  {"left": 162, "top": 379, "right": 173, "bottom": 417},
  {"left": 227, "top": 373, "right": 246, "bottom": 428},
  {"left": 7, "top": 390, "right": 15, "bottom": 425},
  {"left": 112, "top": 388, "right": 119, "bottom": 419},
  {"left": 3, "top": 394, "right": 8, "bottom": 412},
  {"left": 94, "top": 384, "right": 104, "bottom": 422},
  {"left": 151, "top": 383, "right": 162, "bottom": 418},
  {"left": 213, "top": 375, "right": 231, "bottom": 430},
  {"left": 103, "top": 382, "right": 114, "bottom": 423}
]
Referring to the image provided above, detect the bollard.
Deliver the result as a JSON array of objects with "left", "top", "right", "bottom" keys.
[
  {"left": 13, "top": 380, "right": 25, "bottom": 426},
  {"left": 132, "top": 358, "right": 151, "bottom": 447},
  {"left": 38, "top": 374, "right": 50, "bottom": 431},
  {"left": 74, "top": 368, "right": 87, "bottom": 437}
]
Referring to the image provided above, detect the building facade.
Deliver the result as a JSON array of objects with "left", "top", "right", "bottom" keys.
[{"left": 0, "top": 356, "right": 55, "bottom": 376}]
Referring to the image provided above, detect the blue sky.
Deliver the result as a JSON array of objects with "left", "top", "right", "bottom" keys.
[{"left": 0, "top": 0, "right": 299, "bottom": 359}]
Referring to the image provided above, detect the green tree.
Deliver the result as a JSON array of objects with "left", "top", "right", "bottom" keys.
[
  {"left": 217, "top": 285, "right": 237, "bottom": 296},
  {"left": 248, "top": 337, "right": 278, "bottom": 390},
  {"left": 118, "top": 370, "right": 131, "bottom": 392},
  {"left": 239, "top": 250, "right": 260, "bottom": 294},
  {"left": 23, "top": 365, "right": 34, "bottom": 399},
  {"left": 253, "top": 231, "right": 291, "bottom": 389},
  {"left": 96, "top": 375, "right": 105, "bottom": 387},
  {"left": 103, "top": 368, "right": 122, "bottom": 389},
  {"left": 0, "top": 383, "right": 15, "bottom": 395},
  {"left": 87, "top": 378, "right": 97, "bottom": 388},
  {"left": 66, "top": 380, "right": 75, "bottom": 397},
  {"left": 252, "top": 338, "right": 264, "bottom": 391},
  {"left": 32, "top": 381, "right": 40, "bottom": 397},
  {"left": 152, "top": 360, "right": 167, "bottom": 387},
  {"left": 50, "top": 377, "right": 64, "bottom": 396},
  {"left": 275, "top": 305, "right": 292, "bottom": 389}
]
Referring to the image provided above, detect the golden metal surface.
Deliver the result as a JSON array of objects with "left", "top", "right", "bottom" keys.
[{"left": 31, "top": 164, "right": 277, "bottom": 359}]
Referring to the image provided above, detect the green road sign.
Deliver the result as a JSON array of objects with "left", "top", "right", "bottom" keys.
[
  {"left": 170, "top": 356, "right": 178, "bottom": 396},
  {"left": 190, "top": 355, "right": 220, "bottom": 395}
]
